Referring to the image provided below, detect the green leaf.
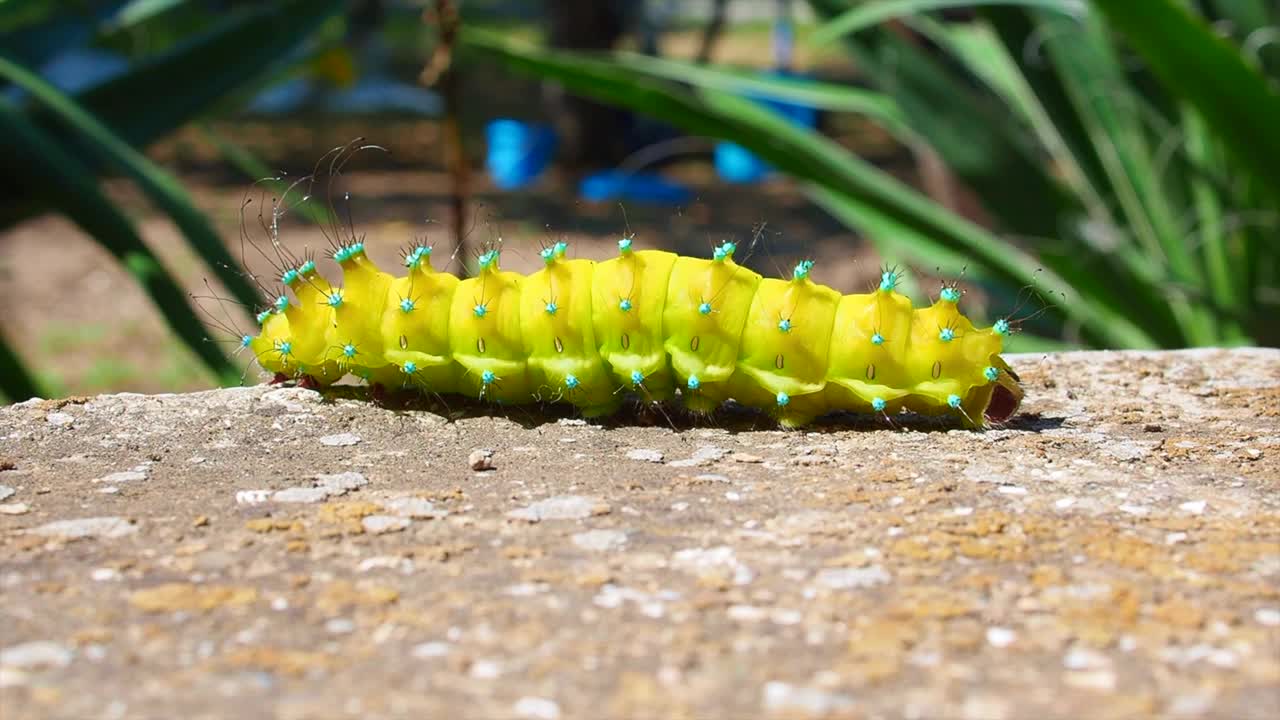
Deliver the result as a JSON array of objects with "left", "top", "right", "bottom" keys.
[
  {"left": 0, "top": 0, "right": 77, "bottom": 35},
  {"left": 903, "top": 11, "right": 1190, "bottom": 346},
  {"left": 1203, "top": 0, "right": 1279, "bottom": 76},
  {"left": 0, "top": 328, "right": 43, "bottom": 403},
  {"left": 812, "top": 0, "right": 1085, "bottom": 46},
  {"left": 1089, "top": 0, "right": 1280, "bottom": 204},
  {"left": 580, "top": 51, "right": 914, "bottom": 140},
  {"left": 0, "top": 99, "right": 239, "bottom": 385},
  {"left": 804, "top": 0, "right": 1181, "bottom": 346},
  {"left": 0, "top": 55, "right": 263, "bottom": 313},
  {"left": 804, "top": 1, "right": 1082, "bottom": 255},
  {"left": 71, "top": 0, "right": 344, "bottom": 149},
  {"left": 906, "top": 17, "right": 1111, "bottom": 223},
  {"left": 107, "top": 0, "right": 190, "bottom": 31},
  {"left": 1034, "top": 9, "right": 1214, "bottom": 344},
  {"left": 461, "top": 28, "right": 1160, "bottom": 349}
]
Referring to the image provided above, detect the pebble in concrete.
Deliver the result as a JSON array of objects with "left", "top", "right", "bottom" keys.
[
  {"left": 271, "top": 487, "right": 331, "bottom": 504},
  {"left": 26, "top": 517, "right": 137, "bottom": 539},
  {"left": 384, "top": 497, "right": 446, "bottom": 519},
  {"left": 507, "top": 495, "right": 606, "bottom": 522},
  {"left": 0, "top": 641, "right": 73, "bottom": 670},
  {"left": 571, "top": 529, "right": 628, "bottom": 551},
  {"left": 315, "top": 472, "right": 368, "bottom": 493},
  {"left": 94, "top": 470, "right": 147, "bottom": 484},
  {"left": 361, "top": 515, "right": 410, "bottom": 534},
  {"left": 319, "top": 433, "right": 361, "bottom": 447},
  {"left": 469, "top": 449, "right": 495, "bottom": 471},
  {"left": 813, "top": 565, "right": 891, "bottom": 590}
]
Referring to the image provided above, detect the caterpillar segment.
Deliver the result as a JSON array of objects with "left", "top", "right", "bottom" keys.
[
  {"left": 283, "top": 260, "right": 345, "bottom": 385},
  {"left": 449, "top": 249, "right": 532, "bottom": 403},
  {"left": 248, "top": 239, "right": 1023, "bottom": 428},
  {"left": 523, "top": 242, "right": 619, "bottom": 416},
  {"left": 376, "top": 245, "right": 460, "bottom": 392},
  {"left": 662, "top": 241, "right": 761, "bottom": 415},
  {"left": 593, "top": 239, "right": 678, "bottom": 405}
]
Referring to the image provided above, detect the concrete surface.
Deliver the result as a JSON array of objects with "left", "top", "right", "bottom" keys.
[{"left": 1, "top": 348, "right": 1278, "bottom": 719}]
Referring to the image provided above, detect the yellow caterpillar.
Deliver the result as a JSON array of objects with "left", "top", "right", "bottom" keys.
[{"left": 243, "top": 237, "right": 1023, "bottom": 428}]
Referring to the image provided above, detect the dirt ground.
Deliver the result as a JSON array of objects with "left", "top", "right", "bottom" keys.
[{"left": 1, "top": 348, "right": 1277, "bottom": 719}]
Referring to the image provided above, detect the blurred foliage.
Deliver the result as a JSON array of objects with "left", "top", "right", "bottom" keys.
[
  {"left": 463, "top": 0, "right": 1280, "bottom": 350},
  {"left": 0, "top": 0, "right": 345, "bottom": 401}
]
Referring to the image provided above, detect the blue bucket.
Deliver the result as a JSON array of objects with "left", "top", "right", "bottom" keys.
[
  {"left": 485, "top": 119, "right": 557, "bottom": 190},
  {"left": 714, "top": 69, "right": 818, "bottom": 184},
  {"left": 579, "top": 171, "right": 694, "bottom": 205}
]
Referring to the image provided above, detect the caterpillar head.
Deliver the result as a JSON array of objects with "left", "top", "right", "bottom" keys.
[{"left": 983, "top": 357, "right": 1023, "bottom": 423}]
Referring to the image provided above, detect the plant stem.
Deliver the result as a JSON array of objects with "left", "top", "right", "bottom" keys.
[{"left": 422, "top": 0, "right": 471, "bottom": 277}]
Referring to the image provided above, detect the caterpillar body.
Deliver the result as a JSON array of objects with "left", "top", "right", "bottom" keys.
[{"left": 244, "top": 237, "right": 1023, "bottom": 428}]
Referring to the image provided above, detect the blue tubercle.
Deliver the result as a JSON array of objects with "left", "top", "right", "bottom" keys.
[
  {"left": 792, "top": 260, "right": 815, "bottom": 281},
  {"left": 687, "top": 375, "right": 700, "bottom": 390},
  {"left": 400, "top": 298, "right": 415, "bottom": 313},
  {"left": 545, "top": 302, "right": 558, "bottom": 316},
  {"left": 256, "top": 310, "right": 272, "bottom": 325},
  {"left": 274, "top": 295, "right": 289, "bottom": 313},
  {"left": 871, "top": 397, "right": 886, "bottom": 412},
  {"left": 342, "top": 343, "right": 357, "bottom": 359},
  {"left": 477, "top": 250, "right": 499, "bottom": 270},
  {"left": 278, "top": 341, "right": 292, "bottom": 356},
  {"left": 299, "top": 260, "right": 316, "bottom": 275},
  {"left": 778, "top": 318, "right": 792, "bottom": 333},
  {"left": 327, "top": 290, "right": 344, "bottom": 308},
  {"left": 473, "top": 303, "right": 487, "bottom": 318},
  {"left": 481, "top": 370, "right": 495, "bottom": 385},
  {"left": 941, "top": 286, "right": 961, "bottom": 303},
  {"left": 879, "top": 270, "right": 899, "bottom": 292},
  {"left": 712, "top": 241, "right": 737, "bottom": 262},
  {"left": 871, "top": 332, "right": 885, "bottom": 346},
  {"left": 405, "top": 246, "right": 432, "bottom": 268},
  {"left": 698, "top": 302, "right": 712, "bottom": 316},
  {"left": 984, "top": 366, "right": 999, "bottom": 382},
  {"left": 553, "top": 241, "right": 568, "bottom": 257},
  {"left": 281, "top": 269, "right": 299, "bottom": 286},
  {"left": 618, "top": 237, "right": 633, "bottom": 254},
  {"left": 993, "top": 318, "right": 1011, "bottom": 336},
  {"left": 240, "top": 335, "right": 253, "bottom": 348},
  {"left": 630, "top": 370, "right": 644, "bottom": 386},
  {"left": 619, "top": 298, "right": 632, "bottom": 313},
  {"left": 947, "top": 394, "right": 962, "bottom": 409},
  {"left": 564, "top": 374, "right": 580, "bottom": 389},
  {"left": 403, "top": 361, "right": 417, "bottom": 374},
  {"left": 939, "top": 327, "right": 955, "bottom": 343},
  {"left": 540, "top": 247, "right": 556, "bottom": 264},
  {"left": 776, "top": 391, "right": 790, "bottom": 407}
]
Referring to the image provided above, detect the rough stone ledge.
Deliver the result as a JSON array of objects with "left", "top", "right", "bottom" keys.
[{"left": 1, "top": 349, "right": 1277, "bottom": 719}]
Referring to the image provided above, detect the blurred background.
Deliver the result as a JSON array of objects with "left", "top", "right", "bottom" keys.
[{"left": 1, "top": 0, "right": 1277, "bottom": 403}]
